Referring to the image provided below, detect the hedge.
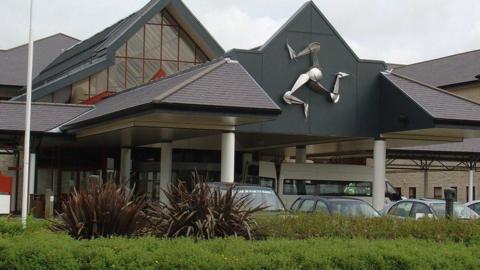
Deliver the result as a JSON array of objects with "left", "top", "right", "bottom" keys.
[
  {"left": 0, "top": 231, "right": 480, "bottom": 270},
  {"left": 256, "top": 214, "right": 480, "bottom": 243}
]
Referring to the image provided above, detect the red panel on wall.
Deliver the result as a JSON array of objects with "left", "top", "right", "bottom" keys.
[{"left": 0, "top": 172, "right": 12, "bottom": 194}]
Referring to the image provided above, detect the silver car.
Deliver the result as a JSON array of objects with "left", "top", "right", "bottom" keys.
[{"left": 380, "top": 198, "right": 479, "bottom": 219}]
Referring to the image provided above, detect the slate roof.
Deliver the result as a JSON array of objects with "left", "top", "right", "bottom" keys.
[
  {"left": 0, "top": 33, "right": 79, "bottom": 87},
  {"left": 393, "top": 49, "right": 480, "bottom": 87},
  {"left": 14, "top": 0, "right": 224, "bottom": 101},
  {"left": 382, "top": 72, "right": 480, "bottom": 123},
  {"left": 395, "top": 138, "right": 480, "bottom": 154},
  {"left": 64, "top": 58, "right": 280, "bottom": 128},
  {"left": 0, "top": 101, "right": 92, "bottom": 133}
]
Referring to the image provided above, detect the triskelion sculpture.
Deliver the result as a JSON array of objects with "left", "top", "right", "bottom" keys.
[{"left": 283, "top": 42, "right": 350, "bottom": 118}]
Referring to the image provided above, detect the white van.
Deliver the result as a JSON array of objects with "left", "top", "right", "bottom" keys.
[{"left": 241, "top": 161, "right": 400, "bottom": 208}]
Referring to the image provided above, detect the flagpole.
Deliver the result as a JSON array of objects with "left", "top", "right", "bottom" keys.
[{"left": 21, "top": 0, "right": 34, "bottom": 228}]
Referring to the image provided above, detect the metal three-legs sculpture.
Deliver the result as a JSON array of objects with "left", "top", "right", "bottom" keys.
[{"left": 283, "top": 42, "right": 350, "bottom": 118}]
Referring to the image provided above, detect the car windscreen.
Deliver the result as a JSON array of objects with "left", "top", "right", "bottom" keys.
[
  {"left": 328, "top": 200, "right": 379, "bottom": 217},
  {"left": 431, "top": 203, "right": 479, "bottom": 219},
  {"left": 235, "top": 188, "right": 285, "bottom": 211}
]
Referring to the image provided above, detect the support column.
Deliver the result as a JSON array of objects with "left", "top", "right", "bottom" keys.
[
  {"left": 423, "top": 169, "right": 429, "bottom": 198},
  {"left": 159, "top": 143, "right": 172, "bottom": 203},
  {"left": 469, "top": 168, "right": 475, "bottom": 202},
  {"left": 28, "top": 153, "right": 36, "bottom": 196},
  {"left": 373, "top": 139, "right": 386, "bottom": 210},
  {"left": 221, "top": 132, "right": 235, "bottom": 183},
  {"left": 119, "top": 147, "right": 131, "bottom": 184},
  {"left": 295, "top": 146, "right": 307, "bottom": 163}
]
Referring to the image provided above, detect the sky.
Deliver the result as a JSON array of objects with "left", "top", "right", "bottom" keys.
[{"left": 0, "top": 0, "right": 479, "bottom": 64}]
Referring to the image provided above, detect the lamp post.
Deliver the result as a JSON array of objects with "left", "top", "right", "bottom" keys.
[{"left": 21, "top": 0, "right": 34, "bottom": 228}]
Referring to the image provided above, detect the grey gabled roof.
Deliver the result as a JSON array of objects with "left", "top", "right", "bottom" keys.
[
  {"left": 0, "top": 33, "right": 79, "bottom": 87},
  {"left": 13, "top": 0, "right": 224, "bottom": 101},
  {"left": 396, "top": 138, "right": 480, "bottom": 154},
  {"left": 393, "top": 49, "right": 480, "bottom": 87},
  {"left": 0, "top": 101, "right": 92, "bottom": 133},
  {"left": 382, "top": 71, "right": 480, "bottom": 123},
  {"left": 63, "top": 58, "right": 280, "bottom": 129}
]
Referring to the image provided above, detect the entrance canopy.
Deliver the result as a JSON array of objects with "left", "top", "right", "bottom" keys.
[{"left": 60, "top": 58, "right": 281, "bottom": 147}]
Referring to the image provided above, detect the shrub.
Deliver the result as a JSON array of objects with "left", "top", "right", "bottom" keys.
[
  {"left": 0, "top": 216, "right": 48, "bottom": 237},
  {"left": 0, "top": 232, "right": 480, "bottom": 269},
  {"left": 147, "top": 173, "right": 265, "bottom": 239},
  {"left": 257, "top": 213, "right": 480, "bottom": 243},
  {"left": 50, "top": 181, "right": 148, "bottom": 239}
]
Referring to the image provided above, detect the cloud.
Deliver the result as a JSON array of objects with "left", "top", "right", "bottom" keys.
[{"left": 0, "top": 0, "right": 478, "bottom": 65}]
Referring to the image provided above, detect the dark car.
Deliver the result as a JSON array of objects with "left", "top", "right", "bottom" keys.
[
  {"left": 380, "top": 199, "right": 479, "bottom": 219},
  {"left": 290, "top": 196, "right": 380, "bottom": 217},
  {"left": 207, "top": 182, "right": 286, "bottom": 212}
]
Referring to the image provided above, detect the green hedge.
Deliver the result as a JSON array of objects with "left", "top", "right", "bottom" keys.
[
  {"left": 0, "top": 217, "right": 47, "bottom": 237},
  {"left": 0, "top": 231, "right": 479, "bottom": 269},
  {"left": 256, "top": 214, "right": 480, "bottom": 243}
]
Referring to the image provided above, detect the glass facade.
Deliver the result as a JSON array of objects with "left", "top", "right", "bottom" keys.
[{"left": 70, "top": 10, "right": 209, "bottom": 104}]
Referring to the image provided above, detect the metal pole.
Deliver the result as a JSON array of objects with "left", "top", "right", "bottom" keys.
[
  {"left": 221, "top": 132, "right": 235, "bottom": 183},
  {"left": 21, "top": 0, "right": 34, "bottom": 228}
]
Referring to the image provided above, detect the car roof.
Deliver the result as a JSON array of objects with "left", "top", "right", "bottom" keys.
[
  {"left": 294, "top": 196, "right": 367, "bottom": 202},
  {"left": 206, "top": 182, "right": 274, "bottom": 191}
]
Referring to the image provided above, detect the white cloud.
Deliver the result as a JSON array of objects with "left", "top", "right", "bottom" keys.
[{"left": 0, "top": 0, "right": 479, "bottom": 65}]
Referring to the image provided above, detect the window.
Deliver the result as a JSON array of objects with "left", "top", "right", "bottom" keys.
[
  {"left": 314, "top": 200, "right": 329, "bottom": 214},
  {"left": 68, "top": 10, "right": 209, "bottom": 104},
  {"left": 388, "top": 201, "right": 413, "bottom": 217},
  {"left": 298, "top": 199, "right": 315, "bottom": 212},
  {"left": 411, "top": 202, "right": 432, "bottom": 218},
  {"left": 434, "top": 187, "right": 442, "bottom": 199},
  {"left": 283, "top": 179, "right": 372, "bottom": 197},
  {"left": 467, "top": 186, "right": 476, "bottom": 201},
  {"left": 71, "top": 78, "right": 89, "bottom": 103},
  {"left": 468, "top": 202, "right": 480, "bottom": 214},
  {"left": 408, "top": 187, "right": 416, "bottom": 199},
  {"left": 290, "top": 198, "right": 302, "bottom": 211},
  {"left": 282, "top": 180, "right": 372, "bottom": 196}
]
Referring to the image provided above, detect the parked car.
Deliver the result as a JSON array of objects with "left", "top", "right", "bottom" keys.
[
  {"left": 380, "top": 199, "right": 479, "bottom": 219},
  {"left": 207, "top": 182, "right": 286, "bottom": 212},
  {"left": 465, "top": 200, "right": 480, "bottom": 215},
  {"left": 289, "top": 196, "right": 380, "bottom": 217}
]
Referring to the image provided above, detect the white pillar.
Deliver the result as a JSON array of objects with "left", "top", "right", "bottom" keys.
[
  {"left": 469, "top": 169, "right": 474, "bottom": 202},
  {"left": 221, "top": 132, "right": 235, "bottom": 183},
  {"left": 423, "top": 169, "right": 429, "bottom": 198},
  {"left": 120, "top": 148, "right": 131, "bottom": 184},
  {"left": 159, "top": 143, "right": 172, "bottom": 203},
  {"left": 373, "top": 139, "right": 386, "bottom": 210},
  {"left": 28, "top": 153, "right": 36, "bottom": 195},
  {"left": 296, "top": 146, "right": 307, "bottom": 163}
]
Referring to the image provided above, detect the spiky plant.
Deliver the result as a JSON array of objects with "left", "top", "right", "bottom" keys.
[
  {"left": 50, "top": 181, "right": 148, "bottom": 239},
  {"left": 147, "top": 173, "right": 265, "bottom": 240}
]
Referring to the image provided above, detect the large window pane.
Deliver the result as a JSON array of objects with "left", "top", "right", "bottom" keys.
[
  {"left": 144, "top": 60, "right": 161, "bottom": 81},
  {"left": 195, "top": 48, "right": 208, "bottom": 63},
  {"left": 162, "top": 61, "right": 178, "bottom": 75},
  {"left": 108, "top": 58, "right": 126, "bottom": 92},
  {"left": 145, "top": 24, "right": 161, "bottom": 59},
  {"left": 126, "top": 59, "right": 143, "bottom": 88},
  {"left": 71, "top": 77, "right": 89, "bottom": 103},
  {"left": 115, "top": 43, "right": 126, "bottom": 57},
  {"left": 179, "top": 62, "right": 195, "bottom": 72},
  {"left": 149, "top": 12, "right": 162, "bottom": 24},
  {"left": 127, "top": 27, "right": 144, "bottom": 58},
  {"left": 90, "top": 69, "right": 108, "bottom": 96},
  {"left": 163, "top": 12, "right": 178, "bottom": 26},
  {"left": 162, "top": 26, "right": 178, "bottom": 61},
  {"left": 179, "top": 30, "right": 195, "bottom": 62}
]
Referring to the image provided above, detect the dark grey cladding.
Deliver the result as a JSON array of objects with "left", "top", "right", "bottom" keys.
[
  {"left": 63, "top": 58, "right": 280, "bottom": 129},
  {"left": 0, "top": 101, "right": 92, "bottom": 132},
  {"left": 393, "top": 49, "right": 480, "bottom": 88}
]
